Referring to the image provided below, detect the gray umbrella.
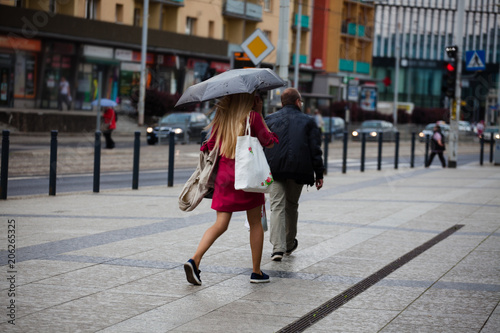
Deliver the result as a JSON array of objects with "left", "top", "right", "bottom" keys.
[{"left": 175, "top": 68, "right": 286, "bottom": 109}]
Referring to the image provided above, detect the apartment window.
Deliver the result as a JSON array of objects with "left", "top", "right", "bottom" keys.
[
  {"left": 133, "top": 8, "right": 141, "bottom": 26},
  {"left": 186, "top": 17, "right": 197, "bottom": 35},
  {"left": 264, "top": 0, "right": 271, "bottom": 12},
  {"left": 115, "top": 4, "right": 124, "bottom": 23},
  {"left": 85, "top": 0, "right": 100, "bottom": 20},
  {"left": 208, "top": 21, "right": 215, "bottom": 38},
  {"left": 263, "top": 30, "right": 271, "bottom": 40}
]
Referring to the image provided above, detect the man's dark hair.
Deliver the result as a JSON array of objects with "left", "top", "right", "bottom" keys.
[{"left": 281, "top": 88, "right": 301, "bottom": 106}]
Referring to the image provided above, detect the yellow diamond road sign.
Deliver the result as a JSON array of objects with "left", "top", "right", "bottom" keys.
[{"left": 241, "top": 29, "right": 274, "bottom": 66}]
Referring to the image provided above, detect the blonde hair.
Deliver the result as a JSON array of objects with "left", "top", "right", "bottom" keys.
[{"left": 207, "top": 93, "right": 255, "bottom": 159}]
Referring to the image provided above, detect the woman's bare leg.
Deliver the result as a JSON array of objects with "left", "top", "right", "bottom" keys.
[
  {"left": 247, "top": 205, "right": 264, "bottom": 274},
  {"left": 191, "top": 211, "right": 232, "bottom": 268}
]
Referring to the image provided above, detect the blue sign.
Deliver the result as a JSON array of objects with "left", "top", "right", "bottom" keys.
[{"left": 465, "top": 50, "right": 486, "bottom": 71}]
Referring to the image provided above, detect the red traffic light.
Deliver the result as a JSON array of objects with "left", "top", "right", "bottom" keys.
[
  {"left": 446, "top": 63, "right": 455, "bottom": 72},
  {"left": 382, "top": 76, "right": 391, "bottom": 87}
]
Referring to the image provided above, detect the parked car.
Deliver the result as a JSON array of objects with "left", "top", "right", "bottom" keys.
[
  {"left": 459, "top": 120, "right": 473, "bottom": 135},
  {"left": 146, "top": 112, "right": 210, "bottom": 145},
  {"left": 323, "top": 116, "right": 346, "bottom": 139},
  {"left": 351, "top": 120, "right": 398, "bottom": 141},
  {"left": 418, "top": 122, "right": 450, "bottom": 142},
  {"left": 479, "top": 126, "right": 500, "bottom": 142}
]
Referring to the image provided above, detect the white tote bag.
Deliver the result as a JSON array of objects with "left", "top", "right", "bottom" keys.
[{"left": 234, "top": 115, "right": 273, "bottom": 193}]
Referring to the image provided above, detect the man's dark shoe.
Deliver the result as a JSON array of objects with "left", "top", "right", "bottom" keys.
[
  {"left": 286, "top": 239, "right": 298, "bottom": 255},
  {"left": 271, "top": 252, "right": 283, "bottom": 261},
  {"left": 184, "top": 259, "right": 202, "bottom": 285},
  {"left": 250, "top": 271, "right": 270, "bottom": 283}
]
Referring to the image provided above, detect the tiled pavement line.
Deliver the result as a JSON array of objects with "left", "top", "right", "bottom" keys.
[
  {"left": 277, "top": 225, "right": 464, "bottom": 333},
  {"left": 0, "top": 167, "right": 441, "bottom": 265}
]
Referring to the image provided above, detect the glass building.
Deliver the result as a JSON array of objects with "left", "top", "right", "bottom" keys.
[{"left": 371, "top": 0, "right": 499, "bottom": 123}]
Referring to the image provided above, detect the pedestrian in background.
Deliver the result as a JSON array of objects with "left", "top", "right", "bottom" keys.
[
  {"left": 58, "top": 76, "right": 71, "bottom": 111},
  {"left": 314, "top": 108, "right": 324, "bottom": 134},
  {"left": 426, "top": 124, "right": 446, "bottom": 168},
  {"left": 184, "top": 92, "right": 278, "bottom": 285},
  {"left": 264, "top": 88, "right": 324, "bottom": 261},
  {"left": 102, "top": 107, "right": 116, "bottom": 149}
]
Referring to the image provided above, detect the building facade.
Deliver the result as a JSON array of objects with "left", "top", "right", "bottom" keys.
[
  {"left": 0, "top": 0, "right": 310, "bottom": 111},
  {"left": 371, "top": 0, "right": 500, "bottom": 123}
]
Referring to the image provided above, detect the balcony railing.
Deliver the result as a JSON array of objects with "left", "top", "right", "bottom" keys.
[
  {"left": 292, "top": 53, "right": 307, "bottom": 65},
  {"left": 339, "top": 59, "right": 371, "bottom": 74},
  {"left": 341, "top": 21, "right": 371, "bottom": 39},
  {"left": 149, "top": 0, "right": 184, "bottom": 5},
  {"left": 294, "top": 14, "right": 310, "bottom": 29},
  {"left": 223, "top": 0, "right": 262, "bottom": 21}
]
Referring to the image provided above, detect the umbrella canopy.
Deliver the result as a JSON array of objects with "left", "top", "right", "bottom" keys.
[
  {"left": 175, "top": 68, "right": 286, "bottom": 109},
  {"left": 91, "top": 98, "right": 117, "bottom": 107}
]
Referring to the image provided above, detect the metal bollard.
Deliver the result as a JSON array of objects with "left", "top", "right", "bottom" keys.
[
  {"left": 342, "top": 131, "right": 348, "bottom": 174},
  {"left": 361, "top": 133, "right": 366, "bottom": 172},
  {"left": 377, "top": 132, "right": 383, "bottom": 171},
  {"left": 425, "top": 134, "right": 430, "bottom": 167},
  {"left": 1, "top": 130, "right": 9, "bottom": 200},
  {"left": 168, "top": 131, "right": 175, "bottom": 187},
  {"left": 394, "top": 132, "right": 400, "bottom": 169},
  {"left": 410, "top": 132, "right": 416, "bottom": 168},
  {"left": 479, "top": 137, "right": 484, "bottom": 166},
  {"left": 93, "top": 131, "right": 101, "bottom": 193},
  {"left": 132, "top": 131, "right": 140, "bottom": 190},
  {"left": 323, "top": 133, "right": 329, "bottom": 175},
  {"left": 49, "top": 130, "right": 58, "bottom": 196}
]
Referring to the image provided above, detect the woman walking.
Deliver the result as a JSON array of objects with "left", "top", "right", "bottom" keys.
[
  {"left": 426, "top": 124, "right": 446, "bottom": 168},
  {"left": 184, "top": 92, "right": 278, "bottom": 285}
]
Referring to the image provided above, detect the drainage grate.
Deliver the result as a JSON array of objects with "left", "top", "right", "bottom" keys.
[{"left": 277, "top": 224, "right": 464, "bottom": 333}]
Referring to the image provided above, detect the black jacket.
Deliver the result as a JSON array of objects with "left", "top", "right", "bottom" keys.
[{"left": 264, "top": 105, "right": 324, "bottom": 185}]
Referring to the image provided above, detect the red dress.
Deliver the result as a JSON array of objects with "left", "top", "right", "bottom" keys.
[{"left": 201, "top": 111, "right": 278, "bottom": 212}]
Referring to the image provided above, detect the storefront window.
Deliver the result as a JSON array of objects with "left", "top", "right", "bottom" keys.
[
  {"left": 14, "top": 52, "right": 37, "bottom": 99},
  {"left": 76, "top": 62, "right": 119, "bottom": 110},
  {"left": 40, "top": 42, "right": 75, "bottom": 109}
]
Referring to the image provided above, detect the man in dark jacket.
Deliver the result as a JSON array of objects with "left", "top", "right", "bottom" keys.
[{"left": 264, "top": 88, "right": 324, "bottom": 261}]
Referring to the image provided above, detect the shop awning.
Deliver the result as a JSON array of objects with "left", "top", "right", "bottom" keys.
[{"left": 84, "top": 57, "right": 120, "bottom": 65}]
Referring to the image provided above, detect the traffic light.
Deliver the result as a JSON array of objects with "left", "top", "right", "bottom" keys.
[
  {"left": 445, "top": 61, "right": 456, "bottom": 98},
  {"left": 444, "top": 45, "right": 458, "bottom": 98}
]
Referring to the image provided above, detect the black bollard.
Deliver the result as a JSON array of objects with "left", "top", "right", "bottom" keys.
[
  {"left": 394, "top": 132, "right": 400, "bottom": 169},
  {"left": 342, "top": 131, "right": 348, "bottom": 174},
  {"left": 93, "top": 131, "right": 101, "bottom": 193},
  {"left": 480, "top": 137, "right": 484, "bottom": 166},
  {"left": 377, "top": 132, "right": 383, "bottom": 171},
  {"left": 425, "top": 134, "right": 430, "bottom": 167},
  {"left": 490, "top": 137, "right": 494, "bottom": 163},
  {"left": 361, "top": 132, "right": 366, "bottom": 172},
  {"left": 168, "top": 131, "right": 175, "bottom": 187},
  {"left": 410, "top": 132, "right": 416, "bottom": 168},
  {"left": 1, "top": 130, "right": 9, "bottom": 200},
  {"left": 323, "top": 133, "right": 329, "bottom": 175},
  {"left": 49, "top": 130, "right": 58, "bottom": 196},
  {"left": 132, "top": 131, "right": 140, "bottom": 190}
]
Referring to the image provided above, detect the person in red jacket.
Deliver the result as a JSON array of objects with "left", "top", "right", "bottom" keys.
[
  {"left": 184, "top": 92, "right": 278, "bottom": 286},
  {"left": 102, "top": 107, "right": 116, "bottom": 149}
]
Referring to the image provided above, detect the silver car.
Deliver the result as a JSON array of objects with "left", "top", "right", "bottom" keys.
[{"left": 351, "top": 120, "right": 398, "bottom": 141}]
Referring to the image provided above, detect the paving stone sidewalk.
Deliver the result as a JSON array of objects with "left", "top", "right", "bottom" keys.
[{"left": 1, "top": 158, "right": 499, "bottom": 332}]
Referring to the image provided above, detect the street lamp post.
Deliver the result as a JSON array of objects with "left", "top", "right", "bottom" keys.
[
  {"left": 393, "top": 23, "right": 400, "bottom": 126},
  {"left": 138, "top": 0, "right": 150, "bottom": 126},
  {"left": 448, "top": 0, "right": 465, "bottom": 168},
  {"left": 276, "top": 0, "right": 290, "bottom": 82}
]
